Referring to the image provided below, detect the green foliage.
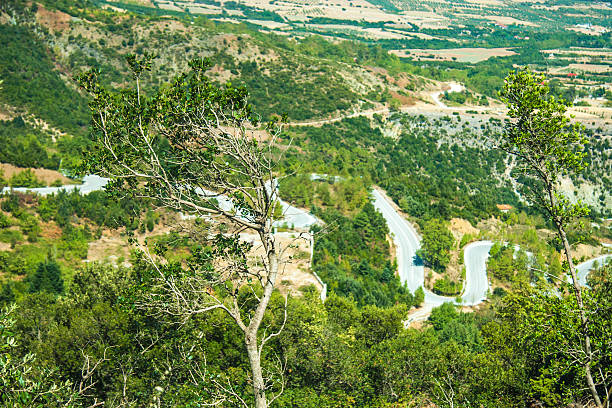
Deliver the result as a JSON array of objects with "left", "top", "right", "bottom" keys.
[
  {"left": 57, "top": 224, "right": 91, "bottom": 261},
  {"left": 0, "top": 5, "right": 608, "bottom": 405},
  {"left": 279, "top": 174, "right": 370, "bottom": 216},
  {"left": 0, "top": 250, "right": 27, "bottom": 276},
  {"left": 0, "top": 118, "right": 61, "bottom": 170},
  {"left": 500, "top": 68, "right": 590, "bottom": 223},
  {"left": 0, "top": 26, "right": 89, "bottom": 135},
  {"left": 76, "top": 55, "right": 278, "bottom": 230},
  {"left": 417, "top": 218, "right": 454, "bottom": 272},
  {"left": 487, "top": 242, "right": 529, "bottom": 283},
  {"left": 37, "top": 190, "right": 141, "bottom": 228},
  {"left": 18, "top": 211, "right": 41, "bottom": 242},
  {"left": 486, "top": 267, "right": 612, "bottom": 406},
  {"left": 283, "top": 114, "right": 510, "bottom": 222},
  {"left": 234, "top": 59, "right": 358, "bottom": 121},
  {"left": 279, "top": 174, "right": 315, "bottom": 208},
  {"left": 9, "top": 169, "right": 45, "bottom": 188},
  {"left": 313, "top": 202, "right": 415, "bottom": 308},
  {"left": 0, "top": 305, "right": 81, "bottom": 407},
  {"left": 414, "top": 286, "right": 424, "bottom": 306},
  {"left": 0, "top": 253, "right": 608, "bottom": 407},
  {"left": 0, "top": 229, "right": 23, "bottom": 247},
  {"left": 0, "top": 211, "right": 11, "bottom": 228},
  {"left": 29, "top": 260, "right": 64, "bottom": 295},
  {"left": 432, "top": 277, "right": 461, "bottom": 296},
  {"left": 499, "top": 68, "right": 605, "bottom": 405},
  {"left": 429, "top": 302, "right": 482, "bottom": 351},
  {"left": 0, "top": 188, "right": 142, "bottom": 300}
]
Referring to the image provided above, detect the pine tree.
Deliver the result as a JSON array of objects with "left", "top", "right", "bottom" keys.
[{"left": 29, "top": 261, "right": 63, "bottom": 295}]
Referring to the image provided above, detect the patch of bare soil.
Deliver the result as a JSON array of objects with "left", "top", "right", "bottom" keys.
[
  {"left": 0, "top": 163, "right": 74, "bottom": 186},
  {"left": 449, "top": 218, "right": 479, "bottom": 241},
  {"left": 476, "top": 217, "right": 502, "bottom": 238},
  {"left": 242, "top": 232, "right": 320, "bottom": 296},
  {"left": 387, "top": 234, "right": 396, "bottom": 263},
  {"left": 425, "top": 267, "right": 443, "bottom": 290},
  {"left": 152, "top": 19, "right": 187, "bottom": 32},
  {"left": 36, "top": 4, "right": 71, "bottom": 33},
  {"left": 87, "top": 232, "right": 132, "bottom": 265},
  {"left": 444, "top": 256, "right": 462, "bottom": 285},
  {"left": 208, "top": 64, "right": 233, "bottom": 83},
  {"left": 0, "top": 109, "right": 14, "bottom": 121},
  {"left": 440, "top": 218, "right": 480, "bottom": 285},
  {"left": 39, "top": 222, "right": 62, "bottom": 240},
  {"left": 391, "top": 47, "right": 517, "bottom": 63},
  {"left": 394, "top": 72, "right": 416, "bottom": 89},
  {"left": 86, "top": 223, "right": 320, "bottom": 296},
  {"left": 390, "top": 91, "right": 416, "bottom": 106},
  {"left": 573, "top": 243, "right": 604, "bottom": 262}
]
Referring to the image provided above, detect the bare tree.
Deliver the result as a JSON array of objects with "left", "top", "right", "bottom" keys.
[{"left": 78, "top": 55, "right": 291, "bottom": 408}]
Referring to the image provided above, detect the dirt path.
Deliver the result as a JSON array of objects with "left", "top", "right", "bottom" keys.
[
  {"left": 285, "top": 82, "right": 508, "bottom": 127},
  {"left": 287, "top": 107, "right": 391, "bottom": 127}
]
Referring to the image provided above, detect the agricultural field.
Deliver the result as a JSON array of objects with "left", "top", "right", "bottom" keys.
[
  {"left": 390, "top": 47, "right": 517, "bottom": 63},
  {"left": 101, "top": 0, "right": 610, "bottom": 104},
  {"left": 108, "top": 0, "right": 611, "bottom": 34}
]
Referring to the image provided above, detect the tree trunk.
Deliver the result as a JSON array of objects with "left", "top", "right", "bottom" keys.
[
  {"left": 246, "top": 332, "right": 267, "bottom": 408},
  {"left": 242, "top": 228, "right": 280, "bottom": 408},
  {"left": 557, "top": 222, "right": 603, "bottom": 408}
]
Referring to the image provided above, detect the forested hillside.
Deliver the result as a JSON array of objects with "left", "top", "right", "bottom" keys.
[{"left": 0, "top": 0, "right": 611, "bottom": 407}]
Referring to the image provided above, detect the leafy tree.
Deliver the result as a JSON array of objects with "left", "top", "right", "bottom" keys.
[
  {"left": 499, "top": 67, "right": 604, "bottom": 407},
  {"left": 0, "top": 305, "right": 82, "bottom": 407},
  {"left": 489, "top": 263, "right": 612, "bottom": 408},
  {"left": 358, "top": 303, "right": 407, "bottom": 347},
  {"left": 0, "top": 282, "right": 15, "bottom": 305},
  {"left": 312, "top": 203, "right": 413, "bottom": 308},
  {"left": 78, "top": 55, "right": 288, "bottom": 408},
  {"left": 414, "top": 286, "right": 425, "bottom": 306},
  {"left": 0, "top": 167, "right": 5, "bottom": 189},
  {"left": 417, "top": 219, "right": 454, "bottom": 272},
  {"left": 428, "top": 302, "right": 459, "bottom": 331}
]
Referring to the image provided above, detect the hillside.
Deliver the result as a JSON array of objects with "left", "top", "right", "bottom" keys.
[
  {"left": 1, "top": 1, "right": 612, "bottom": 407},
  {"left": 1, "top": 0, "right": 610, "bottom": 209}
]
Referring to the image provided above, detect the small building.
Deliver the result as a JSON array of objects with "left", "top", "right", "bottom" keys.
[{"left": 496, "top": 204, "right": 513, "bottom": 213}]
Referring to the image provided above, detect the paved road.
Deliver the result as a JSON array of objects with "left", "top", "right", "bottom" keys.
[
  {"left": 371, "top": 189, "right": 424, "bottom": 292},
  {"left": 576, "top": 255, "right": 612, "bottom": 286},
  {"left": 1, "top": 174, "right": 109, "bottom": 196},
  {"left": 9, "top": 177, "right": 609, "bottom": 308},
  {"left": 461, "top": 241, "right": 493, "bottom": 305},
  {"left": 372, "top": 188, "right": 611, "bottom": 322},
  {"left": 3, "top": 175, "right": 318, "bottom": 229},
  {"left": 372, "top": 189, "right": 491, "bottom": 309}
]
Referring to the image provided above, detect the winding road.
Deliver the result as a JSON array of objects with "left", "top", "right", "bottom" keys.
[
  {"left": 285, "top": 82, "right": 472, "bottom": 127},
  {"left": 372, "top": 189, "right": 492, "bottom": 308},
  {"left": 2, "top": 176, "right": 318, "bottom": 229},
  {"left": 372, "top": 188, "right": 611, "bottom": 322},
  {"left": 6, "top": 176, "right": 610, "bottom": 318}
]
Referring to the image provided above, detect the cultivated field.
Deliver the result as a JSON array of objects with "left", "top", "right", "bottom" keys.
[{"left": 391, "top": 47, "right": 517, "bottom": 63}]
